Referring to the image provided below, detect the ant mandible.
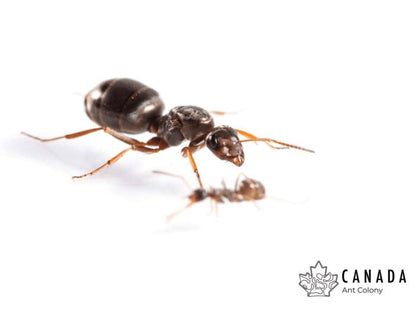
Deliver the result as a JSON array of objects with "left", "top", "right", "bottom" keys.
[{"left": 22, "top": 78, "right": 314, "bottom": 188}]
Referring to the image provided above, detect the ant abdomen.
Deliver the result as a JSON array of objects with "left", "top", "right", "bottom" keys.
[{"left": 85, "top": 78, "right": 165, "bottom": 134}]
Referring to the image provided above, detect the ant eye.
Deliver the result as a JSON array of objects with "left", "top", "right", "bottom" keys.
[{"left": 209, "top": 134, "right": 220, "bottom": 148}]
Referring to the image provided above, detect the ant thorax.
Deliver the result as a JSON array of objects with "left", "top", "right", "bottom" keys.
[{"left": 154, "top": 106, "right": 215, "bottom": 146}]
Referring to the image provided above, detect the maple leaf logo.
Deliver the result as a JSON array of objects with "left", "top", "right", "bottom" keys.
[{"left": 299, "top": 261, "right": 339, "bottom": 297}]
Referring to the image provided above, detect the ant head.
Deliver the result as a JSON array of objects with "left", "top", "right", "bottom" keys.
[
  {"left": 236, "top": 177, "right": 266, "bottom": 200},
  {"left": 205, "top": 126, "right": 245, "bottom": 166},
  {"left": 188, "top": 188, "right": 208, "bottom": 204}
]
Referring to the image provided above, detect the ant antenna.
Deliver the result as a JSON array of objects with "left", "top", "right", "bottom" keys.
[
  {"left": 237, "top": 129, "right": 314, "bottom": 153},
  {"left": 152, "top": 170, "right": 192, "bottom": 191},
  {"left": 267, "top": 196, "right": 308, "bottom": 205}
]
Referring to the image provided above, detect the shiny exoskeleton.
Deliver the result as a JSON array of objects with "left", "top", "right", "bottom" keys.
[
  {"left": 166, "top": 174, "right": 266, "bottom": 221},
  {"left": 22, "top": 78, "right": 314, "bottom": 188},
  {"left": 85, "top": 79, "right": 164, "bottom": 134},
  {"left": 85, "top": 78, "right": 246, "bottom": 168}
]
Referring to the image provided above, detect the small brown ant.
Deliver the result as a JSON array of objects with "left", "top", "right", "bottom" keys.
[
  {"left": 153, "top": 171, "right": 266, "bottom": 221},
  {"left": 22, "top": 78, "right": 314, "bottom": 187}
]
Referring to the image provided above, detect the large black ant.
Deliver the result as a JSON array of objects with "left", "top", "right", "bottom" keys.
[
  {"left": 153, "top": 171, "right": 266, "bottom": 221},
  {"left": 22, "top": 78, "right": 314, "bottom": 187}
]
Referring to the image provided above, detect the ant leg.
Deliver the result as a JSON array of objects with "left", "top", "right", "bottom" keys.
[
  {"left": 207, "top": 199, "right": 219, "bottom": 218},
  {"left": 181, "top": 146, "right": 204, "bottom": 189},
  {"left": 103, "top": 128, "right": 169, "bottom": 154},
  {"left": 152, "top": 170, "right": 192, "bottom": 191},
  {"left": 146, "top": 136, "right": 167, "bottom": 147},
  {"left": 22, "top": 127, "right": 169, "bottom": 153},
  {"left": 213, "top": 199, "right": 219, "bottom": 218},
  {"left": 207, "top": 199, "right": 215, "bottom": 216},
  {"left": 72, "top": 147, "right": 132, "bottom": 179},
  {"left": 166, "top": 201, "right": 195, "bottom": 222},
  {"left": 103, "top": 128, "right": 149, "bottom": 148},
  {"left": 90, "top": 128, "right": 204, "bottom": 184},
  {"left": 221, "top": 178, "right": 227, "bottom": 189},
  {"left": 234, "top": 173, "right": 246, "bottom": 191},
  {"left": 236, "top": 129, "right": 315, "bottom": 153},
  {"left": 21, "top": 127, "right": 103, "bottom": 142},
  {"left": 233, "top": 173, "right": 253, "bottom": 191},
  {"left": 209, "top": 110, "right": 239, "bottom": 116},
  {"left": 72, "top": 135, "right": 168, "bottom": 179},
  {"left": 252, "top": 200, "right": 262, "bottom": 211}
]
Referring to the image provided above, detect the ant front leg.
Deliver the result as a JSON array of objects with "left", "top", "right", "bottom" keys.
[{"left": 181, "top": 140, "right": 206, "bottom": 189}]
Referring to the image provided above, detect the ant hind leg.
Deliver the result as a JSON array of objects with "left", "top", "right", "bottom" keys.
[
  {"left": 72, "top": 147, "right": 132, "bottom": 179},
  {"left": 21, "top": 127, "right": 104, "bottom": 142}
]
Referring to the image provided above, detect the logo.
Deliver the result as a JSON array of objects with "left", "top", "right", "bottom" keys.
[{"left": 299, "top": 261, "right": 339, "bottom": 297}]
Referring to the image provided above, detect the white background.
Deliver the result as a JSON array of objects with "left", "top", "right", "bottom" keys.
[{"left": 1, "top": 0, "right": 415, "bottom": 311}]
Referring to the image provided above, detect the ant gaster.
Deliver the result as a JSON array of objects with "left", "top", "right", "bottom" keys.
[{"left": 22, "top": 78, "right": 314, "bottom": 188}]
